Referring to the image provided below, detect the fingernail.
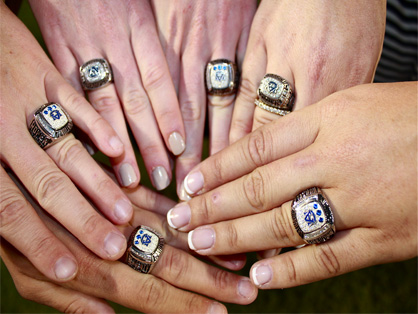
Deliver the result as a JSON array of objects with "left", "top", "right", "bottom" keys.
[
  {"left": 178, "top": 181, "right": 192, "bottom": 201},
  {"left": 251, "top": 264, "right": 272, "bottom": 286},
  {"left": 238, "top": 278, "right": 256, "bottom": 299},
  {"left": 54, "top": 256, "right": 77, "bottom": 280},
  {"left": 184, "top": 171, "right": 204, "bottom": 195},
  {"left": 152, "top": 166, "right": 170, "bottom": 191},
  {"left": 207, "top": 302, "right": 226, "bottom": 314},
  {"left": 109, "top": 136, "right": 123, "bottom": 153},
  {"left": 114, "top": 198, "right": 132, "bottom": 222},
  {"left": 167, "top": 203, "right": 191, "bottom": 229},
  {"left": 82, "top": 142, "right": 96, "bottom": 155},
  {"left": 119, "top": 163, "right": 137, "bottom": 187},
  {"left": 168, "top": 132, "right": 185, "bottom": 155},
  {"left": 188, "top": 228, "right": 215, "bottom": 251},
  {"left": 104, "top": 232, "right": 126, "bottom": 258}
]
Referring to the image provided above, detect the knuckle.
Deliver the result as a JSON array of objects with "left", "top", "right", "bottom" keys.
[
  {"left": 224, "top": 223, "right": 239, "bottom": 249},
  {"left": 140, "top": 142, "right": 162, "bottom": 159},
  {"left": 123, "top": 89, "right": 150, "bottom": 117},
  {"left": 314, "top": 244, "right": 341, "bottom": 276},
  {"left": 27, "top": 233, "right": 57, "bottom": 260},
  {"left": 247, "top": 129, "right": 270, "bottom": 167},
  {"left": 209, "top": 95, "right": 235, "bottom": 108},
  {"left": 270, "top": 207, "right": 298, "bottom": 244},
  {"left": 34, "top": 167, "right": 69, "bottom": 207},
  {"left": 195, "top": 195, "right": 212, "bottom": 223},
  {"left": 140, "top": 278, "right": 167, "bottom": 308},
  {"left": 95, "top": 176, "right": 116, "bottom": 196},
  {"left": 54, "top": 138, "right": 85, "bottom": 169},
  {"left": 242, "top": 169, "right": 266, "bottom": 212},
  {"left": 64, "top": 92, "right": 88, "bottom": 113},
  {"left": 14, "top": 280, "right": 35, "bottom": 301},
  {"left": 212, "top": 267, "right": 232, "bottom": 291},
  {"left": 63, "top": 299, "right": 93, "bottom": 314},
  {"left": 159, "top": 249, "right": 188, "bottom": 283},
  {"left": 142, "top": 64, "right": 167, "bottom": 92},
  {"left": 181, "top": 100, "right": 203, "bottom": 122},
  {"left": 81, "top": 213, "right": 102, "bottom": 235},
  {"left": 211, "top": 156, "right": 225, "bottom": 184},
  {"left": 0, "top": 192, "right": 28, "bottom": 231},
  {"left": 238, "top": 76, "right": 257, "bottom": 104},
  {"left": 254, "top": 111, "right": 276, "bottom": 127},
  {"left": 91, "top": 94, "right": 120, "bottom": 114},
  {"left": 282, "top": 254, "right": 298, "bottom": 284}
]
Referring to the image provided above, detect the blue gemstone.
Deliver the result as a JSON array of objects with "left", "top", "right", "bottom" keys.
[
  {"left": 135, "top": 240, "right": 139, "bottom": 244},
  {"left": 140, "top": 230, "right": 143, "bottom": 234},
  {"left": 213, "top": 66, "right": 217, "bottom": 70},
  {"left": 44, "top": 111, "right": 48, "bottom": 115},
  {"left": 316, "top": 210, "right": 322, "bottom": 216},
  {"left": 223, "top": 66, "right": 226, "bottom": 70},
  {"left": 319, "top": 217, "right": 324, "bottom": 223},
  {"left": 136, "top": 235, "right": 140, "bottom": 239},
  {"left": 313, "top": 203, "right": 318, "bottom": 209}
]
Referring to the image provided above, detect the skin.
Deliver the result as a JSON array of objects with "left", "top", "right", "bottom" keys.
[
  {"left": 167, "top": 82, "right": 418, "bottom": 288},
  {"left": 151, "top": 0, "right": 257, "bottom": 198},
  {"left": 2, "top": 169, "right": 258, "bottom": 313},
  {"left": 0, "top": 2, "right": 133, "bottom": 282},
  {"left": 29, "top": 0, "right": 187, "bottom": 190},
  {"left": 229, "top": 0, "right": 386, "bottom": 142}
]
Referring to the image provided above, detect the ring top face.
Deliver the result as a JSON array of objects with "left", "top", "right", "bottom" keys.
[
  {"left": 205, "top": 59, "right": 238, "bottom": 95},
  {"left": 80, "top": 58, "right": 113, "bottom": 90},
  {"left": 39, "top": 103, "right": 70, "bottom": 132},
  {"left": 132, "top": 227, "right": 160, "bottom": 255},
  {"left": 257, "top": 74, "right": 294, "bottom": 112},
  {"left": 295, "top": 199, "right": 328, "bottom": 234}
]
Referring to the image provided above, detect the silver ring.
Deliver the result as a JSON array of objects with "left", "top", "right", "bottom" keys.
[
  {"left": 291, "top": 187, "right": 336, "bottom": 244},
  {"left": 29, "top": 103, "right": 73, "bottom": 149},
  {"left": 205, "top": 59, "right": 239, "bottom": 95},
  {"left": 79, "top": 58, "right": 113, "bottom": 90},
  {"left": 255, "top": 74, "right": 294, "bottom": 116},
  {"left": 125, "top": 226, "right": 165, "bottom": 274}
]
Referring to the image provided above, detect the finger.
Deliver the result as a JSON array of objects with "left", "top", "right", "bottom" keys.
[
  {"left": 43, "top": 69, "right": 124, "bottom": 158},
  {"left": 249, "top": 228, "right": 384, "bottom": 289},
  {"left": 0, "top": 167, "right": 78, "bottom": 282},
  {"left": 181, "top": 109, "right": 319, "bottom": 196},
  {"left": 229, "top": 30, "right": 267, "bottom": 144},
  {"left": 46, "top": 135, "right": 133, "bottom": 225},
  {"left": 152, "top": 245, "right": 258, "bottom": 304},
  {"left": 0, "top": 240, "right": 114, "bottom": 314}
]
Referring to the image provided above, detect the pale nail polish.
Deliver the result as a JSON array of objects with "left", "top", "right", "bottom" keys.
[
  {"left": 152, "top": 166, "right": 170, "bottom": 191},
  {"left": 252, "top": 264, "right": 272, "bottom": 286},
  {"left": 188, "top": 228, "right": 215, "bottom": 251},
  {"left": 184, "top": 171, "right": 204, "bottom": 195},
  {"left": 54, "top": 256, "right": 77, "bottom": 280},
  {"left": 104, "top": 232, "right": 126, "bottom": 258},
  {"left": 114, "top": 198, "right": 132, "bottom": 222},
  {"left": 168, "top": 132, "right": 185, "bottom": 155},
  {"left": 238, "top": 278, "right": 256, "bottom": 299},
  {"left": 178, "top": 181, "right": 192, "bottom": 201},
  {"left": 167, "top": 203, "right": 191, "bottom": 229},
  {"left": 119, "top": 163, "right": 137, "bottom": 187},
  {"left": 207, "top": 302, "right": 227, "bottom": 314},
  {"left": 109, "top": 136, "right": 123, "bottom": 152}
]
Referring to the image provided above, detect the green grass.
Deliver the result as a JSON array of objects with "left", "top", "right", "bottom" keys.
[{"left": 1, "top": 1, "right": 417, "bottom": 313}]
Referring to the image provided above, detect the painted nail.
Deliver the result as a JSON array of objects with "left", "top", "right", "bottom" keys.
[
  {"left": 178, "top": 181, "right": 192, "bottom": 201},
  {"left": 119, "top": 163, "right": 137, "bottom": 187},
  {"left": 207, "top": 302, "right": 226, "bottom": 314},
  {"left": 109, "top": 136, "right": 123, "bottom": 153},
  {"left": 114, "top": 198, "right": 132, "bottom": 222},
  {"left": 251, "top": 264, "right": 272, "bottom": 286},
  {"left": 54, "top": 256, "right": 77, "bottom": 280},
  {"left": 168, "top": 132, "right": 186, "bottom": 155},
  {"left": 104, "top": 232, "right": 126, "bottom": 258},
  {"left": 188, "top": 228, "right": 215, "bottom": 251},
  {"left": 184, "top": 171, "right": 204, "bottom": 195},
  {"left": 152, "top": 166, "right": 170, "bottom": 191},
  {"left": 238, "top": 278, "right": 256, "bottom": 299},
  {"left": 167, "top": 203, "right": 191, "bottom": 229}
]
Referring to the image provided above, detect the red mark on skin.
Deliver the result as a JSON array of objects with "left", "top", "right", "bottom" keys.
[{"left": 211, "top": 192, "right": 221, "bottom": 204}]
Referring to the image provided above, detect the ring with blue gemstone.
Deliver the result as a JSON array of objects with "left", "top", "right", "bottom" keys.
[
  {"left": 255, "top": 73, "right": 294, "bottom": 116},
  {"left": 79, "top": 58, "right": 113, "bottom": 90},
  {"left": 291, "top": 187, "right": 336, "bottom": 244},
  {"left": 205, "top": 59, "right": 239, "bottom": 95},
  {"left": 29, "top": 103, "right": 73, "bottom": 149},
  {"left": 125, "top": 225, "right": 165, "bottom": 274}
]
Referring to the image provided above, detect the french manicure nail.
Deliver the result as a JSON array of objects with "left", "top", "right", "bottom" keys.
[
  {"left": 188, "top": 228, "right": 215, "bottom": 251},
  {"left": 252, "top": 264, "right": 272, "bottom": 286},
  {"left": 109, "top": 136, "right": 123, "bottom": 153},
  {"left": 119, "top": 163, "right": 137, "bottom": 187},
  {"left": 167, "top": 203, "right": 191, "bottom": 229},
  {"left": 238, "top": 278, "right": 256, "bottom": 299},
  {"left": 207, "top": 302, "right": 226, "bottom": 314},
  {"left": 152, "top": 166, "right": 170, "bottom": 191},
  {"left": 104, "top": 232, "right": 126, "bottom": 258},
  {"left": 178, "top": 181, "right": 192, "bottom": 201},
  {"left": 168, "top": 132, "right": 185, "bottom": 155},
  {"left": 184, "top": 171, "right": 204, "bottom": 195},
  {"left": 54, "top": 256, "right": 77, "bottom": 280},
  {"left": 114, "top": 198, "right": 132, "bottom": 222}
]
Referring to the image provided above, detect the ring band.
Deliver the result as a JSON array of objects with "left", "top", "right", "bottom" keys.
[
  {"left": 291, "top": 187, "right": 336, "bottom": 244},
  {"left": 29, "top": 103, "right": 73, "bottom": 149},
  {"left": 255, "top": 74, "right": 294, "bottom": 116},
  {"left": 125, "top": 226, "right": 165, "bottom": 274},
  {"left": 79, "top": 58, "right": 113, "bottom": 90},
  {"left": 205, "top": 59, "right": 239, "bottom": 95}
]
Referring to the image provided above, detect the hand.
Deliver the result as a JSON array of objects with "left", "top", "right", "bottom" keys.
[
  {"left": 230, "top": 0, "right": 386, "bottom": 142},
  {"left": 2, "top": 169, "right": 258, "bottom": 313},
  {"left": 0, "top": 3, "right": 132, "bottom": 282},
  {"left": 167, "top": 82, "right": 417, "bottom": 288},
  {"left": 151, "top": 0, "right": 257, "bottom": 197},
  {"left": 29, "top": 0, "right": 186, "bottom": 190}
]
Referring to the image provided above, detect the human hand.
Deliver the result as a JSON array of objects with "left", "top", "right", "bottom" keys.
[
  {"left": 151, "top": 0, "right": 257, "bottom": 197},
  {"left": 167, "top": 82, "right": 417, "bottom": 288},
  {"left": 29, "top": 0, "right": 186, "bottom": 190},
  {"left": 230, "top": 0, "right": 386, "bottom": 142},
  {"left": 2, "top": 169, "right": 258, "bottom": 313},
  {"left": 0, "top": 3, "right": 132, "bottom": 282}
]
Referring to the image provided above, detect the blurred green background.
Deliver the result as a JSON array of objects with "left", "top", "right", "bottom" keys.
[{"left": 1, "top": 1, "right": 417, "bottom": 313}]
